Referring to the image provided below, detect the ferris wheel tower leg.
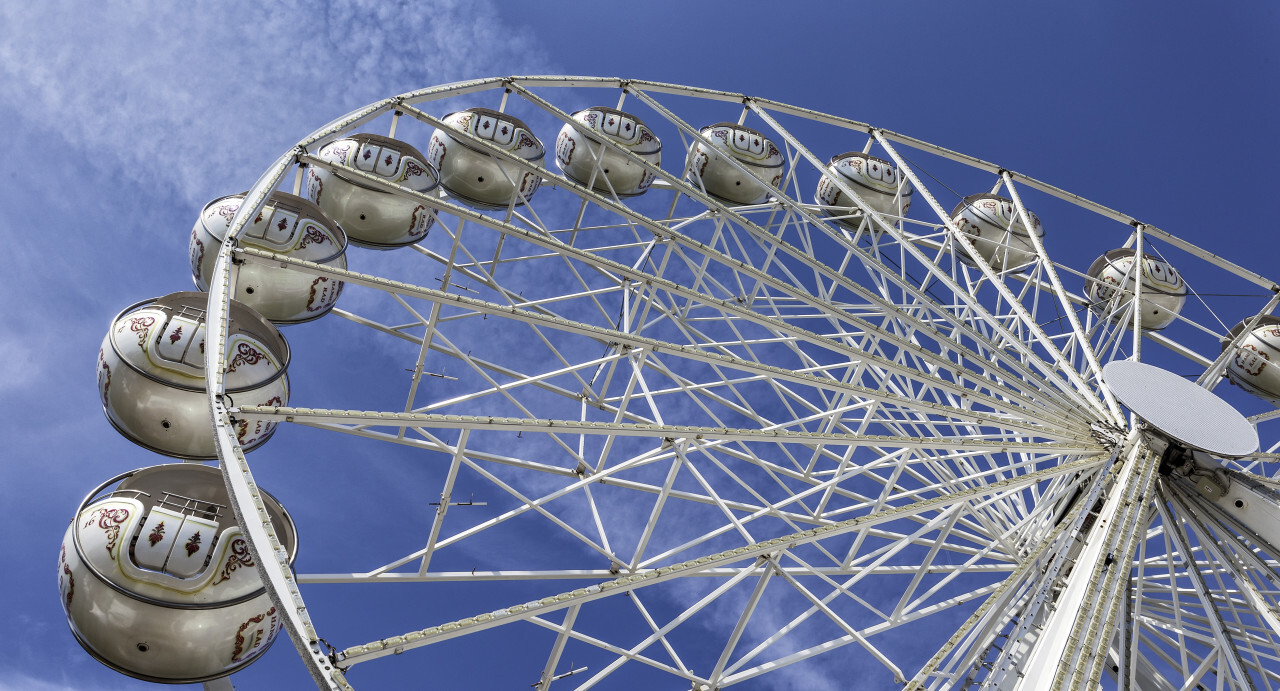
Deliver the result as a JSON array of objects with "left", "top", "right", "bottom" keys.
[{"left": 1001, "top": 436, "right": 1160, "bottom": 690}]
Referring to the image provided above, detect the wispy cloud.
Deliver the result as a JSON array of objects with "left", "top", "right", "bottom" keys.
[
  {"left": 0, "top": 0, "right": 551, "bottom": 208},
  {"left": 0, "top": 674, "right": 80, "bottom": 691}
]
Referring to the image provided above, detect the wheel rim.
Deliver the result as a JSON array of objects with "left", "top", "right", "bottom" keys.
[{"left": 197, "top": 77, "right": 1280, "bottom": 689}]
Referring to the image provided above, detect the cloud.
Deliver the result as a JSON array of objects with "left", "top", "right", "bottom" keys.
[
  {"left": 0, "top": 329, "right": 44, "bottom": 393},
  {"left": 0, "top": 675, "right": 80, "bottom": 691},
  {"left": 0, "top": 0, "right": 551, "bottom": 209}
]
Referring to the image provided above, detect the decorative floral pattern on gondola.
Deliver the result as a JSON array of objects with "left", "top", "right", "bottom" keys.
[
  {"left": 689, "top": 151, "right": 710, "bottom": 180},
  {"left": 214, "top": 201, "right": 240, "bottom": 226},
  {"left": 97, "top": 348, "right": 112, "bottom": 407},
  {"left": 318, "top": 141, "right": 353, "bottom": 165},
  {"left": 401, "top": 160, "right": 428, "bottom": 185},
  {"left": 518, "top": 171, "right": 541, "bottom": 200},
  {"left": 231, "top": 606, "right": 279, "bottom": 662},
  {"left": 148, "top": 520, "right": 166, "bottom": 547},
  {"left": 226, "top": 342, "right": 266, "bottom": 373},
  {"left": 815, "top": 176, "right": 843, "bottom": 207},
  {"left": 83, "top": 507, "right": 130, "bottom": 559},
  {"left": 407, "top": 205, "right": 432, "bottom": 238},
  {"left": 306, "top": 276, "right": 341, "bottom": 313},
  {"left": 211, "top": 538, "right": 255, "bottom": 586},
  {"left": 1236, "top": 343, "right": 1271, "bottom": 377},
  {"left": 305, "top": 169, "right": 323, "bottom": 203},
  {"left": 427, "top": 138, "right": 447, "bottom": 171},
  {"left": 59, "top": 544, "right": 75, "bottom": 608},
  {"left": 117, "top": 315, "right": 156, "bottom": 348},
  {"left": 298, "top": 224, "right": 329, "bottom": 250},
  {"left": 184, "top": 531, "right": 202, "bottom": 557},
  {"left": 955, "top": 216, "right": 982, "bottom": 238},
  {"left": 190, "top": 235, "right": 206, "bottom": 283},
  {"left": 1092, "top": 274, "right": 1123, "bottom": 304},
  {"left": 555, "top": 130, "right": 577, "bottom": 166},
  {"left": 237, "top": 395, "right": 283, "bottom": 444}
]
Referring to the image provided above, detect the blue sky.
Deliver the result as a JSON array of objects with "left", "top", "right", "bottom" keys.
[{"left": 2, "top": 1, "right": 1279, "bottom": 689}]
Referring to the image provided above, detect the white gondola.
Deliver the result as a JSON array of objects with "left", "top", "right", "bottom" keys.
[
  {"left": 97, "top": 292, "right": 289, "bottom": 459},
  {"left": 555, "top": 106, "right": 661, "bottom": 197},
  {"left": 684, "top": 123, "right": 784, "bottom": 205},
  {"left": 190, "top": 191, "right": 347, "bottom": 323},
  {"left": 428, "top": 108, "right": 544, "bottom": 210},
  {"left": 306, "top": 133, "right": 439, "bottom": 249},
  {"left": 814, "top": 151, "right": 912, "bottom": 230},
  {"left": 60, "top": 464, "right": 296, "bottom": 684},
  {"left": 950, "top": 193, "right": 1044, "bottom": 271},
  {"left": 1085, "top": 248, "right": 1187, "bottom": 330},
  {"left": 1223, "top": 315, "right": 1280, "bottom": 404}
]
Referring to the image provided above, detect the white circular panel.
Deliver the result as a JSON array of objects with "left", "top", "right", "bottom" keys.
[{"left": 1103, "top": 360, "right": 1258, "bottom": 458}]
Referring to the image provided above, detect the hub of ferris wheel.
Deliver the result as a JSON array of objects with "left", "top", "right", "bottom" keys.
[{"left": 977, "top": 358, "right": 1270, "bottom": 688}]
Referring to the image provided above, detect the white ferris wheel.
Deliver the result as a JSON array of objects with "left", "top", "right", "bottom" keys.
[{"left": 66, "top": 76, "right": 1280, "bottom": 690}]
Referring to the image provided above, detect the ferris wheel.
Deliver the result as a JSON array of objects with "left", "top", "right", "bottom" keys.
[{"left": 64, "top": 76, "right": 1280, "bottom": 689}]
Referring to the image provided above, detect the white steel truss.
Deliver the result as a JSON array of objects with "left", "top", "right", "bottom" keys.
[{"left": 196, "top": 76, "right": 1280, "bottom": 689}]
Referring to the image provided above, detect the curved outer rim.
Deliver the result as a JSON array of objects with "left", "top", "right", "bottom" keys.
[
  {"left": 97, "top": 405, "right": 274, "bottom": 462},
  {"left": 696, "top": 122, "right": 784, "bottom": 170},
  {"left": 1085, "top": 247, "right": 1187, "bottom": 297},
  {"left": 109, "top": 295, "right": 291, "bottom": 394},
  {"left": 950, "top": 192, "right": 1045, "bottom": 239},
  {"left": 568, "top": 105, "right": 663, "bottom": 155},
  {"left": 339, "top": 230, "right": 434, "bottom": 251},
  {"left": 556, "top": 168, "right": 651, "bottom": 199},
  {"left": 437, "top": 106, "right": 546, "bottom": 160},
  {"left": 69, "top": 466, "right": 299, "bottom": 610},
  {"left": 318, "top": 133, "right": 442, "bottom": 196},
  {"left": 334, "top": 132, "right": 432, "bottom": 163},
  {"left": 202, "top": 75, "right": 1280, "bottom": 690},
  {"left": 438, "top": 185, "right": 534, "bottom": 211},
  {"left": 1223, "top": 314, "right": 1280, "bottom": 352},
  {"left": 820, "top": 151, "right": 908, "bottom": 200},
  {"left": 201, "top": 191, "right": 349, "bottom": 267},
  {"left": 68, "top": 626, "right": 267, "bottom": 686},
  {"left": 828, "top": 150, "right": 895, "bottom": 167}
]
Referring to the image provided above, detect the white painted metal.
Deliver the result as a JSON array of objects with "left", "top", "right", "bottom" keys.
[
  {"left": 185, "top": 77, "right": 1280, "bottom": 690},
  {"left": 1105, "top": 360, "right": 1261, "bottom": 458},
  {"left": 1011, "top": 440, "right": 1159, "bottom": 689}
]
